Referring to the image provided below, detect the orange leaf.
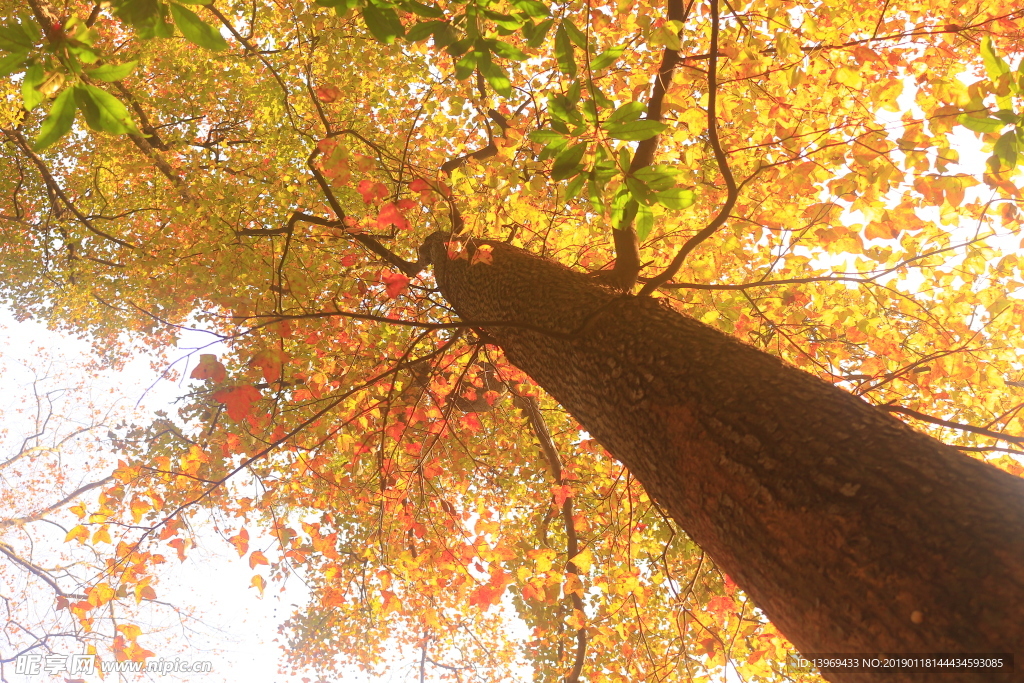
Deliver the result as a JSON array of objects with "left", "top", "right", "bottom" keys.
[
  {"left": 357, "top": 179, "right": 389, "bottom": 204},
  {"left": 168, "top": 537, "right": 189, "bottom": 562},
  {"left": 315, "top": 85, "right": 341, "bottom": 102},
  {"left": 87, "top": 583, "right": 115, "bottom": 608},
  {"left": 212, "top": 385, "right": 263, "bottom": 421},
  {"left": 229, "top": 528, "right": 249, "bottom": 557},
  {"left": 190, "top": 353, "right": 226, "bottom": 382},
  {"left": 382, "top": 272, "right": 410, "bottom": 299},
  {"left": 376, "top": 202, "right": 409, "bottom": 230},
  {"left": 249, "top": 550, "right": 269, "bottom": 568},
  {"left": 250, "top": 349, "right": 287, "bottom": 383}
]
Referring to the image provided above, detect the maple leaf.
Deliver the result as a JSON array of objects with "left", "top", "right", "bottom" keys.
[
  {"left": 250, "top": 349, "right": 288, "bottom": 383},
  {"left": 249, "top": 550, "right": 269, "bottom": 569},
  {"left": 212, "top": 385, "right": 263, "bottom": 421},
  {"left": 190, "top": 354, "right": 226, "bottom": 382},
  {"left": 552, "top": 484, "right": 573, "bottom": 506},
  {"left": 315, "top": 85, "right": 342, "bottom": 103},
  {"left": 229, "top": 528, "right": 249, "bottom": 557},
  {"left": 356, "top": 179, "right": 389, "bottom": 204},
  {"left": 381, "top": 272, "right": 410, "bottom": 299},
  {"left": 375, "top": 202, "right": 409, "bottom": 231}
]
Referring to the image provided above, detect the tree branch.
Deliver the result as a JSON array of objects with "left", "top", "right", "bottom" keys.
[
  {"left": 519, "top": 394, "right": 587, "bottom": 683},
  {"left": 610, "top": 0, "right": 686, "bottom": 291},
  {"left": 4, "top": 130, "right": 138, "bottom": 250},
  {"left": 638, "top": 0, "right": 737, "bottom": 296},
  {"left": 879, "top": 405, "right": 1024, "bottom": 445}
]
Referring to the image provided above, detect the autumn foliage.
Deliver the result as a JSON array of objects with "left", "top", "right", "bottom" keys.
[{"left": 1, "top": 0, "right": 1023, "bottom": 679}]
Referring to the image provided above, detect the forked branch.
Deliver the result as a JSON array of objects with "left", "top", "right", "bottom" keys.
[
  {"left": 609, "top": 0, "right": 688, "bottom": 291},
  {"left": 638, "top": 0, "right": 737, "bottom": 296}
]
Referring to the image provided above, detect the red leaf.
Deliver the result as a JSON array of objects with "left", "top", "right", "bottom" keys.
[
  {"left": 409, "top": 178, "right": 431, "bottom": 192},
  {"left": 552, "top": 484, "right": 573, "bottom": 506},
  {"left": 250, "top": 349, "right": 287, "bottom": 383},
  {"left": 315, "top": 85, "right": 342, "bottom": 102},
  {"left": 376, "top": 202, "right": 409, "bottom": 230},
  {"left": 190, "top": 354, "right": 226, "bottom": 382},
  {"left": 212, "top": 385, "right": 263, "bottom": 421},
  {"left": 357, "top": 179, "right": 389, "bottom": 204},
  {"left": 382, "top": 272, "right": 410, "bottom": 299}
]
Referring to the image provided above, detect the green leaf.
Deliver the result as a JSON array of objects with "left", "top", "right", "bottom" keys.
[
  {"left": 632, "top": 165, "right": 679, "bottom": 191},
  {"left": 0, "top": 20, "right": 36, "bottom": 52},
  {"left": 33, "top": 87, "right": 77, "bottom": 150},
  {"left": 993, "top": 130, "right": 1018, "bottom": 169},
  {"left": 993, "top": 109, "right": 1020, "bottom": 125},
  {"left": 510, "top": 0, "right": 549, "bottom": 18},
  {"left": 454, "top": 51, "right": 478, "bottom": 80},
  {"left": 170, "top": 3, "right": 229, "bottom": 50},
  {"left": 361, "top": 3, "right": 405, "bottom": 44},
  {"left": 552, "top": 142, "right": 587, "bottom": 180},
  {"left": 87, "top": 61, "right": 139, "bottom": 82},
  {"left": 611, "top": 188, "right": 638, "bottom": 228},
  {"left": 530, "top": 129, "right": 568, "bottom": 159},
  {"left": 529, "top": 130, "right": 565, "bottom": 144},
  {"left": 483, "top": 10, "right": 524, "bottom": 31},
  {"left": 479, "top": 57, "right": 511, "bottom": 97},
  {"left": 561, "top": 19, "right": 587, "bottom": 50},
  {"left": 635, "top": 202, "right": 654, "bottom": 240},
  {"left": 524, "top": 18, "right": 553, "bottom": 48},
  {"left": 490, "top": 40, "right": 527, "bottom": 61},
  {"left": 547, "top": 93, "right": 581, "bottom": 125},
  {"left": 406, "top": 20, "right": 440, "bottom": 42},
  {"left": 446, "top": 36, "right": 472, "bottom": 56},
  {"left": 565, "top": 173, "right": 586, "bottom": 199},
  {"left": 19, "top": 13, "right": 41, "bottom": 43},
  {"left": 603, "top": 119, "right": 666, "bottom": 141},
  {"left": 957, "top": 113, "right": 1005, "bottom": 134},
  {"left": 656, "top": 187, "right": 696, "bottom": 210},
  {"left": 591, "top": 45, "right": 625, "bottom": 71},
  {"left": 0, "top": 50, "right": 28, "bottom": 78},
  {"left": 587, "top": 174, "right": 605, "bottom": 212},
  {"left": 554, "top": 23, "right": 576, "bottom": 77},
  {"left": 73, "top": 84, "right": 141, "bottom": 135},
  {"left": 625, "top": 176, "right": 653, "bottom": 204},
  {"left": 21, "top": 62, "right": 44, "bottom": 112},
  {"left": 606, "top": 101, "right": 644, "bottom": 125},
  {"left": 403, "top": 0, "right": 445, "bottom": 18},
  {"left": 981, "top": 36, "right": 1010, "bottom": 80},
  {"left": 115, "top": 0, "right": 159, "bottom": 26}
]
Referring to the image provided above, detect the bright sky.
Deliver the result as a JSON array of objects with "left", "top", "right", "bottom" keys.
[{"left": 0, "top": 310, "right": 388, "bottom": 683}]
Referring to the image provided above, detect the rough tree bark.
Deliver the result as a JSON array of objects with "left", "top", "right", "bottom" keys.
[{"left": 425, "top": 234, "right": 1024, "bottom": 683}]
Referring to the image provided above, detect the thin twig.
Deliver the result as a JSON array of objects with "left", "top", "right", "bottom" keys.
[{"left": 639, "top": 0, "right": 736, "bottom": 296}]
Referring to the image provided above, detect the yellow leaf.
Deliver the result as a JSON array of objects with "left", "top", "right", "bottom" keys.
[
  {"left": 569, "top": 547, "right": 594, "bottom": 573},
  {"left": 832, "top": 65, "right": 863, "bottom": 89}
]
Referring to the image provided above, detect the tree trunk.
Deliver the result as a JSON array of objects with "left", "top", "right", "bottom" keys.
[{"left": 426, "top": 235, "right": 1024, "bottom": 683}]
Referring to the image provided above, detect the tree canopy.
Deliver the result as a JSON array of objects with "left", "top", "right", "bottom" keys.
[{"left": 1, "top": 0, "right": 1022, "bottom": 679}]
